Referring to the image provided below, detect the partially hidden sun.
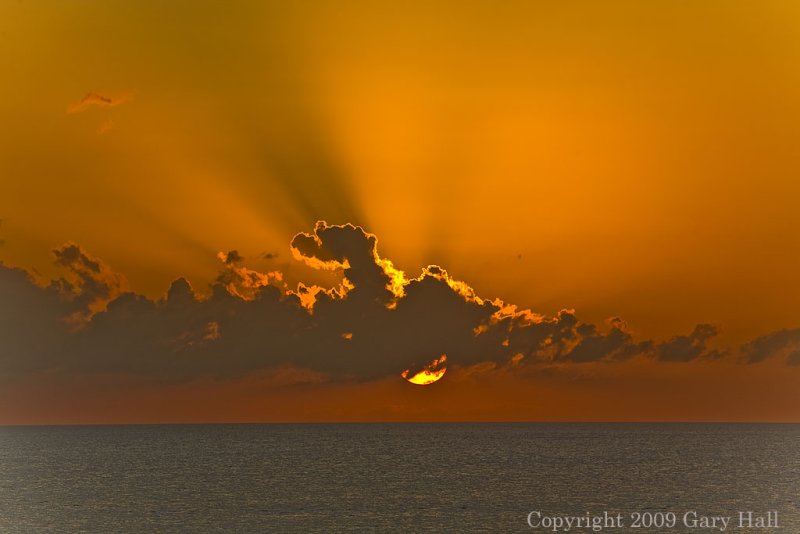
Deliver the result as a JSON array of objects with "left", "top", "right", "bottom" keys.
[{"left": 401, "top": 355, "right": 447, "bottom": 385}]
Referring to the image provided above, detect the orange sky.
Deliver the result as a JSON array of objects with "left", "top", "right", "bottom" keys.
[
  {"left": 2, "top": 358, "right": 798, "bottom": 424},
  {"left": 1, "top": 1, "right": 799, "bottom": 422}
]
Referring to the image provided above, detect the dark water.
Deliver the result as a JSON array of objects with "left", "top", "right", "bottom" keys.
[{"left": 0, "top": 424, "right": 797, "bottom": 533}]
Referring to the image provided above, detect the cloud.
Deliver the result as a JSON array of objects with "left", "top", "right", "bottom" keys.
[
  {"left": 67, "top": 92, "right": 130, "bottom": 114},
  {"left": 214, "top": 249, "right": 283, "bottom": 301},
  {"left": 219, "top": 250, "right": 244, "bottom": 265},
  {"left": 654, "top": 323, "right": 722, "bottom": 362},
  {"left": 290, "top": 222, "right": 401, "bottom": 305},
  {"left": 48, "top": 243, "right": 126, "bottom": 325},
  {"left": 0, "top": 263, "right": 72, "bottom": 374},
  {"left": 741, "top": 328, "right": 800, "bottom": 365},
  {"left": 0, "top": 222, "right": 797, "bottom": 385}
]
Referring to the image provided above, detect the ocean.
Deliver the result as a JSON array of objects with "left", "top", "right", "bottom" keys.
[{"left": 1, "top": 423, "right": 797, "bottom": 532}]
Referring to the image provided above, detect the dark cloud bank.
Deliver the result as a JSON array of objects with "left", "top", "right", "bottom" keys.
[{"left": 0, "top": 222, "right": 797, "bottom": 383}]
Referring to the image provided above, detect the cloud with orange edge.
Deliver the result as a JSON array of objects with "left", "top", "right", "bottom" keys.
[{"left": 0, "top": 221, "right": 798, "bottom": 390}]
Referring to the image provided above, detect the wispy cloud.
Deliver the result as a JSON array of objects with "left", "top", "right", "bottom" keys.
[{"left": 67, "top": 92, "right": 131, "bottom": 114}]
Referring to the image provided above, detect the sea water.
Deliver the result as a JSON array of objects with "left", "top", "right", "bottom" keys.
[{"left": 1, "top": 423, "right": 797, "bottom": 532}]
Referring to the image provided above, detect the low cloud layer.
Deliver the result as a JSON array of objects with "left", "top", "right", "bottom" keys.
[
  {"left": 741, "top": 328, "right": 800, "bottom": 365},
  {"left": 0, "top": 222, "right": 797, "bottom": 384}
]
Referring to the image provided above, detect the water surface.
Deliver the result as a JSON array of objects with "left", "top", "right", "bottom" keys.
[{"left": 1, "top": 423, "right": 797, "bottom": 532}]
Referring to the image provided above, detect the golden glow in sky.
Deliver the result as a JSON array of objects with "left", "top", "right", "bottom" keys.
[{"left": 1, "top": 1, "right": 799, "bottom": 423}]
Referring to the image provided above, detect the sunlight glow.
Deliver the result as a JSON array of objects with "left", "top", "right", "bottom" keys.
[{"left": 401, "top": 355, "right": 447, "bottom": 385}]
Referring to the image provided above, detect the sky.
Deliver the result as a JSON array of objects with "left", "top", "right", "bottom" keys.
[{"left": 1, "top": 1, "right": 799, "bottom": 423}]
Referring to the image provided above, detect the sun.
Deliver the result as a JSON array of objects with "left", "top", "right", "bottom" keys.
[{"left": 401, "top": 355, "right": 447, "bottom": 385}]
